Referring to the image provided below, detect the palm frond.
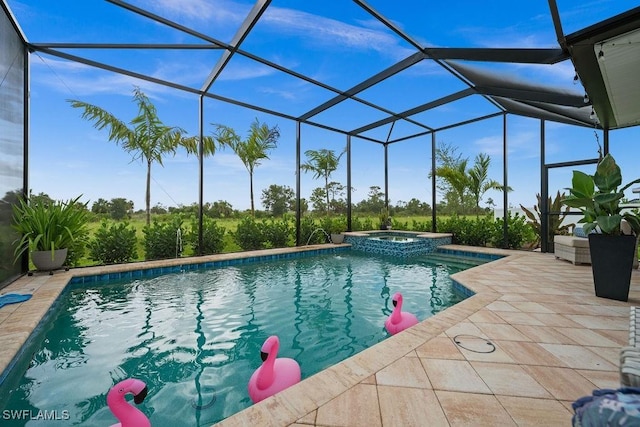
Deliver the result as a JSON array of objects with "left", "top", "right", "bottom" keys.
[{"left": 68, "top": 99, "right": 133, "bottom": 143}]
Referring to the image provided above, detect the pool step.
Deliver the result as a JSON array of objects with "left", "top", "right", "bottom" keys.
[{"left": 419, "top": 252, "right": 488, "bottom": 270}]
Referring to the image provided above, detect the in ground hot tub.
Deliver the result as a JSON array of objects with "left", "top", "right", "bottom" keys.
[{"left": 344, "top": 231, "right": 452, "bottom": 257}]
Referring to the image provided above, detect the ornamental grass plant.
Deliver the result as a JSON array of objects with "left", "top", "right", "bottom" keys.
[{"left": 12, "top": 195, "right": 89, "bottom": 263}]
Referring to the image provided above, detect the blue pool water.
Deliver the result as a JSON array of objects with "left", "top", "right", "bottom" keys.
[{"left": 0, "top": 251, "right": 480, "bottom": 426}]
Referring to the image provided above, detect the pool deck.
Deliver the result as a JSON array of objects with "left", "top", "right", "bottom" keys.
[{"left": 1, "top": 244, "right": 639, "bottom": 426}]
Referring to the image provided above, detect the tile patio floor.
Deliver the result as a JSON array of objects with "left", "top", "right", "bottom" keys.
[{"left": 1, "top": 244, "right": 639, "bottom": 426}]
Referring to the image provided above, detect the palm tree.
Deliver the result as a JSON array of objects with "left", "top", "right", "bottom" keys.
[
  {"left": 436, "top": 159, "right": 469, "bottom": 212},
  {"left": 212, "top": 118, "right": 280, "bottom": 215},
  {"left": 69, "top": 87, "right": 216, "bottom": 225},
  {"left": 301, "top": 148, "right": 345, "bottom": 215},
  {"left": 468, "top": 153, "right": 508, "bottom": 210}
]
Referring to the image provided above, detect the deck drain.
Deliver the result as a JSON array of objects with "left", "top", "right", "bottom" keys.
[{"left": 453, "top": 334, "right": 496, "bottom": 353}]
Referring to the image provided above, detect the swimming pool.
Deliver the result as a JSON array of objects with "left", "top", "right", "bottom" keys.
[{"left": 0, "top": 251, "right": 476, "bottom": 426}]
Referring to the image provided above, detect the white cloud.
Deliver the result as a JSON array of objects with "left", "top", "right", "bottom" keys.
[
  {"left": 473, "top": 131, "right": 540, "bottom": 160},
  {"left": 143, "top": 0, "right": 247, "bottom": 24},
  {"left": 218, "top": 61, "right": 275, "bottom": 81},
  {"left": 263, "top": 7, "right": 398, "bottom": 54},
  {"left": 30, "top": 55, "right": 178, "bottom": 98},
  {"left": 258, "top": 86, "right": 297, "bottom": 101},
  {"left": 145, "top": 0, "right": 409, "bottom": 58}
]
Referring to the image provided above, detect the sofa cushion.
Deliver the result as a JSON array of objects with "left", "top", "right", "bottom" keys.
[
  {"left": 554, "top": 235, "right": 590, "bottom": 248},
  {"left": 574, "top": 226, "right": 587, "bottom": 238}
]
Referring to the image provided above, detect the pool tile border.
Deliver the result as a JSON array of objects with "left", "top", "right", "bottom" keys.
[{"left": 68, "top": 245, "right": 352, "bottom": 285}]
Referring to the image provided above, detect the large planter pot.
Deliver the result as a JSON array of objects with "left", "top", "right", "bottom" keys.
[
  {"left": 588, "top": 234, "right": 636, "bottom": 302},
  {"left": 31, "top": 248, "right": 68, "bottom": 271}
]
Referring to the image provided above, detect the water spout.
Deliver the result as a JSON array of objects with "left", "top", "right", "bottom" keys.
[
  {"left": 176, "top": 228, "right": 183, "bottom": 258},
  {"left": 306, "top": 228, "right": 332, "bottom": 245}
]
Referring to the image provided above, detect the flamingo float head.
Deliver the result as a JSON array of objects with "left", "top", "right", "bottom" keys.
[
  {"left": 392, "top": 292, "right": 403, "bottom": 308},
  {"left": 107, "top": 378, "right": 150, "bottom": 427},
  {"left": 260, "top": 335, "right": 279, "bottom": 361},
  {"left": 107, "top": 378, "right": 148, "bottom": 405}
]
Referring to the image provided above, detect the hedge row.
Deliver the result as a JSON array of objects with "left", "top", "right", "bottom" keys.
[{"left": 77, "top": 213, "right": 535, "bottom": 266}]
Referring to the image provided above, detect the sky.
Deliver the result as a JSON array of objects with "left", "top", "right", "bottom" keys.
[{"left": 6, "top": 0, "right": 640, "bottom": 213}]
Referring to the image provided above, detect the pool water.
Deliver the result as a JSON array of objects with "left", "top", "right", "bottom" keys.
[{"left": 0, "top": 252, "right": 474, "bottom": 426}]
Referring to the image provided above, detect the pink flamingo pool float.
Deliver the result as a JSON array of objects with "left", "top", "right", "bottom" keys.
[
  {"left": 248, "top": 335, "right": 301, "bottom": 403},
  {"left": 385, "top": 292, "right": 419, "bottom": 335},
  {"left": 107, "top": 378, "right": 150, "bottom": 427}
]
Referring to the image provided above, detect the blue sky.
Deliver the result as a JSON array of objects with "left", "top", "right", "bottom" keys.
[{"left": 7, "top": 0, "right": 640, "bottom": 212}]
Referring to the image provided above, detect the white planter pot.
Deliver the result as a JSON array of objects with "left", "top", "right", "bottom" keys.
[
  {"left": 331, "top": 233, "right": 345, "bottom": 244},
  {"left": 31, "top": 248, "right": 68, "bottom": 271}
]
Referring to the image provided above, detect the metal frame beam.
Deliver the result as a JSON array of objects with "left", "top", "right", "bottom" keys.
[
  {"left": 30, "top": 43, "right": 223, "bottom": 50},
  {"left": 351, "top": 88, "right": 474, "bottom": 135},
  {"left": 299, "top": 52, "right": 425, "bottom": 120},
  {"left": 424, "top": 47, "right": 568, "bottom": 64},
  {"left": 547, "top": 0, "right": 568, "bottom": 52},
  {"left": 108, "top": 0, "right": 432, "bottom": 136},
  {"left": 476, "top": 86, "right": 586, "bottom": 107},
  {"left": 30, "top": 47, "right": 369, "bottom": 140},
  {"left": 201, "top": 0, "right": 271, "bottom": 93},
  {"left": 352, "top": 0, "right": 505, "bottom": 112}
]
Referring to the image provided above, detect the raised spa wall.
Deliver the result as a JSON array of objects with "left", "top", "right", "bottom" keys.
[{"left": 343, "top": 230, "right": 452, "bottom": 257}]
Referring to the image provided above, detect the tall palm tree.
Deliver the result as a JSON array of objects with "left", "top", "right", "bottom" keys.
[
  {"left": 468, "top": 153, "right": 507, "bottom": 210},
  {"left": 301, "top": 148, "right": 345, "bottom": 215},
  {"left": 69, "top": 87, "right": 216, "bottom": 225},
  {"left": 212, "top": 118, "right": 280, "bottom": 215}
]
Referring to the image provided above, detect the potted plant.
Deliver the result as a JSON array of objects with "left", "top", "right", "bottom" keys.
[
  {"left": 379, "top": 208, "right": 392, "bottom": 230},
  {"left": 12, "top": 195, "right": 89, "bottom": 272},
  {"left": 320, "top": 216, "right": 346, "bottom": 244},
  {"left": 562, "top": 153, "right": 640, "bottom": 301}
]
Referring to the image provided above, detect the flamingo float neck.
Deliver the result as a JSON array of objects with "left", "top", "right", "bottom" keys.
[
  {"left": 256, "top": 336, "right": 279, "bottom": 389},
  {"left": 389, "top": 293, "right": 404, "bottom": 325}
]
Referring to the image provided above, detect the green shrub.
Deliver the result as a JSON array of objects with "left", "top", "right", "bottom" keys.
[
  {"left": 143, "top": 216, "right": 185, "bottom": 260},
  {"left": 391, "top": 218, "right": 409, "bottom": 230},
  {"left": 65, "top": 238, "right": 88, "bottom": 267},
  {"left": 299, "top": 217, "right": 322, "bottom": 245},
  {"left": 351, "top": 216, "right": 374, "bottom": 231},
  {"left": 186, "top": 217, "right": 226, "bottom": 255},
  {"left": 262, "top": 218, "right": 293, "bottom": 248},
  {"left": 319, "top": 216, "right": 347, "bottom": 235},
  {"left": 490, "top": 212, "right": 535, "bottom": 249},
  {"left": 88, "top": 221, "right": 138, "bottom": 264},
  {"left": 234, "top": 216, "right": 265, "bottom": 250},
  {"left": 437, "top": 215, "right": 493, "bottom": 246},
  {"left": 437, "top": 215, "right": 464, "bottom": 243},
  {"left": 410, "top": 219, "right": 433, "bottom": 232},
  {"left": 462, "top": 216, "right": 493, "bottom": 246}
]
